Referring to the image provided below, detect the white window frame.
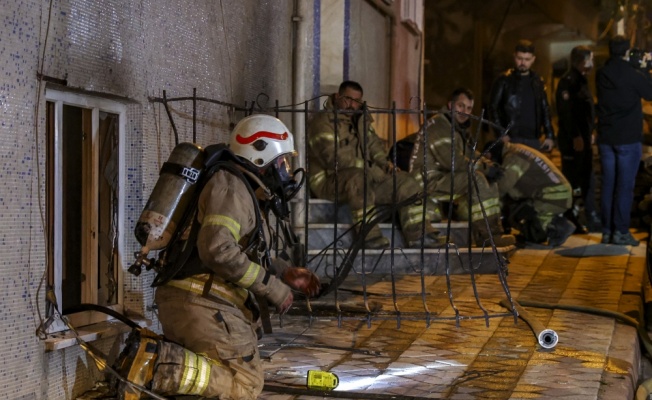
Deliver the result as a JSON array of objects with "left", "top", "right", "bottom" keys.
[
  {"left": 45, "top": 89, "right": 126, "bottom": 332},
  {"left": 401, "top": 0, "right": 423, "bottom": 33}
]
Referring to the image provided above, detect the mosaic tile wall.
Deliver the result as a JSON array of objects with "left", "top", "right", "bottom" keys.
[{"left": 0, "top": 0, "right": 312, "bottom": 398}]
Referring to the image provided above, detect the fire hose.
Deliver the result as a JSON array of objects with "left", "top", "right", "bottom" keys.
[{"left": 499, "top": 299, "right": 559, "bottom": 349}]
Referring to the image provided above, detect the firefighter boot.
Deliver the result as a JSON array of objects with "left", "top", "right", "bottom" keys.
[
  {"left": 115, "top": 329, "right": 239, "bottom": 398},
  {"left": 404, "top": 231, "right": 446, "bottom": 249},
  {"left": 508, "top": 201, "right": 547, "bottom": 243},
  {"left": 564, "top": 207, "right": 588, "bottom": 234},
  {"left": 149, "top": 340, "right": 230, "bottom": 397},
  {"left": 114, "top": 329, "right": 161, "bottom": 400},
  {"left": 546, "top": 214, "right": 575, "bottom": 247},
  {"left": 354, "top": 222, "right": 390, "bottom": 249},
  {"left": 352, "top": 207, "right": 390, "bottom": 249},
  {"left": 472, "top": 216, "right": 516, "bottom": 248},
  {"left": 401, "top": 204, "right": 445, "bottom": 248},
  {"left": 585, "top": 210, "right": 602, "bottom": 233}
]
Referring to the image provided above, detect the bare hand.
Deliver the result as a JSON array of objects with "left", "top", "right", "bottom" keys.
[
  {"left": 573, "top": 136, "right": 584, "bottom": 152},
  {"left": 282, "top": 268, "right": 321, "bottom": 298},
  {"left": 500, "top": 135, "right": 511, "bottom": 143}
]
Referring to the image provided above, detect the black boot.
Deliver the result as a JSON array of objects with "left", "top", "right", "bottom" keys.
[
  {"left": 354, "top": 223, "right": 390, "bottom": 249},
  {"left": 564, "top": 208, "right": 588, "bottom": 234},
  {"left": 547, "top": 215, "right": 575, "bottom": 247},
  {"left": 585, "top": 210, "right": 602, "bottom": 233},
  {"left": 508, "top": 201, "right": 547, "bottom": 243},
  {"left": 472, "top": 217, "right": 516, "bottom": 247},
  {"left": 405, "top": 231, "right": 446, "bottom": 248}
]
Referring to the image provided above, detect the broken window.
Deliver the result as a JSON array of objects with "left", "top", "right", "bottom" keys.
[{"left": 45, "top": 90, "right": 125, "bottom": 332}]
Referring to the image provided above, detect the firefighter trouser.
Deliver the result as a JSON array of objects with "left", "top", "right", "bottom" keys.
[
  {"left": 531, "top": 184, "right": 573, "bottom": 230},
  {"left": 153, "top": 284, "right": 262, "bottom": 400},
  {"left": 422, "top": 169, "right": 501, "bottom": 224},
  {"left": 310, "top": 167, "right": 435, "bottom": 241}
]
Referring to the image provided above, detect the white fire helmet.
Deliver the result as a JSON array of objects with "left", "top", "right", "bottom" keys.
[{"left": 229, "top": 114, "right": 297, "bottom": 168}]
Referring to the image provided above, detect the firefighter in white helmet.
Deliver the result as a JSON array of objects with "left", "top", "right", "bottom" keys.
[{"left": 118, "top": 114, "right": 320, "bottom": 400}]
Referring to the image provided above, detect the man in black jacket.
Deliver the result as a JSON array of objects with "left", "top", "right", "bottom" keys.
[
  {"left": 596, "top": 35, "right": 652, "bottom": 246},
  {"left": 556, "top": 45, "right": 601, "bottom": 233},
  {"left": 489, "top": 40, "right": 555, "bottom": 151}
]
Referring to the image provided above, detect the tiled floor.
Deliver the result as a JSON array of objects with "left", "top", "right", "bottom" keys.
[{"left": 258, "top": 232, "right": 648, "bottom": 399}]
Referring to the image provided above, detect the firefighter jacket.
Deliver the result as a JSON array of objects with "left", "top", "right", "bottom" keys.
[
  {"left": 307, "top": 95, "right": 390, "bottom": 188},
  {"left": 191, "top": 168, "right": 291, "bottom": 312},
  {"left": 489, "top": 68, "right": 554, "bottom": 141},
  {"left": 497, "top": 142, "right": 571, "bottom": 206},
  {"left": 408, "top": 108, "right": 502, "bottom": 223},
  {"left": 556, "top": 67, "right": 594, "bottom": 144},
  {"left": 410, "top": 107, "right": 477, "bottom": 178}
]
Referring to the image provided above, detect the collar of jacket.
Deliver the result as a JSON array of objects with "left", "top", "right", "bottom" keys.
[{"left": 505, "top": 68, "right": 540, "bottom": 80}]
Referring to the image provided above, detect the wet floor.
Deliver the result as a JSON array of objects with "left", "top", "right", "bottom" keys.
[{"left": 258, "top": 232, "right": 648, "bottom": 399}]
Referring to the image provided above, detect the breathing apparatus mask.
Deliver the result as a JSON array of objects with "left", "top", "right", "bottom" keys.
[{"left": 260, "top": 154, "right": 305, "bottom": 220}]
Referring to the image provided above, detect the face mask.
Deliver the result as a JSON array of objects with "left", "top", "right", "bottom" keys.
[{"left": 262, "top": 156, "right": 305, "bottom": 220}]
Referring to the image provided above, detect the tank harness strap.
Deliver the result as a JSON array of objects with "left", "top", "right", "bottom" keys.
[
  {"left": 202, "top": 273, "right": 215, "bottom": 298},
  {"left": 160, "top": 162, "right": 200, "bottom": 184}
]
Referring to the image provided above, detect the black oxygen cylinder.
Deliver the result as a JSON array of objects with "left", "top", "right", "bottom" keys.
[{"left": 134, "top": 143, "right": 204, "bottom": 253}]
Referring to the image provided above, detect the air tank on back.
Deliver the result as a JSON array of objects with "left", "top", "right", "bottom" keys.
[{"left": 129, "top": 142, "right": 204, "bottom": 276}]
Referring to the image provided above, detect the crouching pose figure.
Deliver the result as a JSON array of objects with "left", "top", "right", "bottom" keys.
[
  {"left": 485, "top": 140, "right": 575, "bottom": 247},
  {"left": 116, "top": 115, "right": 321, "bottom": 400}
]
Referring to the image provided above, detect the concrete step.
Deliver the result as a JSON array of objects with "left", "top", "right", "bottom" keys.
[
  {"left": 305, "top": 244, "right": 516, "bottom": 276},
  {"left": 296, "top": 222, "right": 470, "bottom": 249},
  {"left": 293, "top": 198, "right": 471, "bottom": 248},
  {"left": 292, "top": 198, "right": 512, "bottom": 276}
]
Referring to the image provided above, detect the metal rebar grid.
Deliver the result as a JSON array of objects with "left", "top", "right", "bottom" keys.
[{"left": 148, "top": 90, "right": 518, "bottom": 329}]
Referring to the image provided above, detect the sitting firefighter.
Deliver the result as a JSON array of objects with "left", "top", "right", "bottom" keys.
[
  {"left": 307, "top": 80, "right": 444, "bottom": 249},
  {"left": 407, "top": 87, "right": 515, "bottom": 247},
  {"left": 116, "top": 114, "right": 321, "bottom": 399},
  {"left": 484, "top": 140, "right": 576, "bottom": 247}
]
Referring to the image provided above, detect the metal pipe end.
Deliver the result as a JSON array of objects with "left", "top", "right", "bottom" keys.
[{"left": 538, "top": 329, "right": 559, "bottom": 349}]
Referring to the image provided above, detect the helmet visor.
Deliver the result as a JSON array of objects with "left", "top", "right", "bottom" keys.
[{"left": 274, "top": 154, "right": 293, "bottom": 184}]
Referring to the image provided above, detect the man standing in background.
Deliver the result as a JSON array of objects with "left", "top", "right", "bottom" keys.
[
  {"left": 489, "top": 39, "right": 555, "bottom": 152},
  {"left": 596, "top": 35, "right": 652, "bottom": 245},
  {"left": 556, "top": 45, "right": 601, "bottom": 233},
  {"left": 409, "top": 88, "right": 515, "bottom": 248}
]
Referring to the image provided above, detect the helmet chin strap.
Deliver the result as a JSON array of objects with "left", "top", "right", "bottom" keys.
[{"left": 235, "top": 163, "right": 293, "bottom": 220}]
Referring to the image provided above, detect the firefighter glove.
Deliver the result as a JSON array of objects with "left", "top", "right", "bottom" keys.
[{"left": 282, "top": 267, "right": 321, "bottom": 298}]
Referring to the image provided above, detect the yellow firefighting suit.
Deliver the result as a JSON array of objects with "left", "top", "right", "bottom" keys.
[
  {"left": 497, "top": 142, "right": 573, "bottom": 237},
  {"left": 408, "top": 109, "right": 510, "bottom": 246},
  {"left": 307, "top": 95, "right": 438, "bottom": 246},
  {"left": 141, "top": 168, "right": 292, "bottom": 400}
]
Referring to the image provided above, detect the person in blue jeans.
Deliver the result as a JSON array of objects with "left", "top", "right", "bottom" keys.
[{"left": 596, "top": 35, "right": 652, "bottom": 245}]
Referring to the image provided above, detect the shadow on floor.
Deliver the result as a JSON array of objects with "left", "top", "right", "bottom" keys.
[{"left": 555, "top": 243, "right": 631, "bottom": 258}]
